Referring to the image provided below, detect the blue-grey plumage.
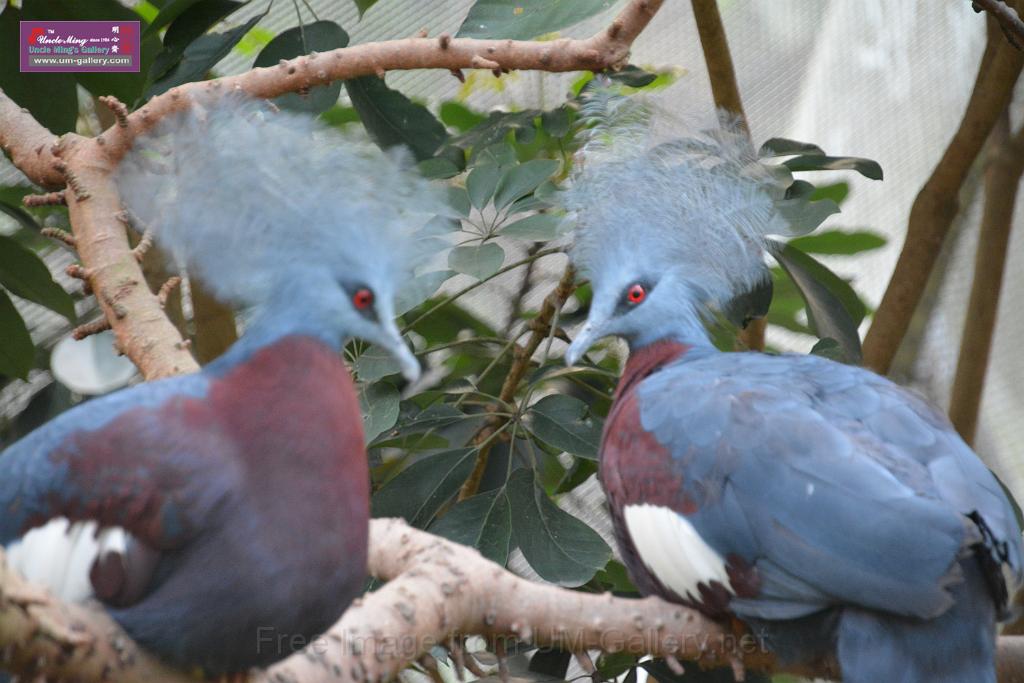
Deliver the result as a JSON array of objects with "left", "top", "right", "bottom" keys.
[
  {"left": 1, "top": 93, "right": 446, "bottom": 674},
  {"left": 0, "top": 372, "right": 213, "bottom": 548},
  {"left": 563, "top": 92, "right": 1022, "bottom": 682},
  {"left": 636, "top": 350, "right": 1021, "bottom": 615}
]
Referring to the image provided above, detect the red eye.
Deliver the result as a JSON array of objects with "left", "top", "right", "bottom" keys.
[
  {"left": 626, "top": 283, "right": 646, "bottom": 305},
  {"left": 353, "top": 288, "right": 374, "bottom": 310}
]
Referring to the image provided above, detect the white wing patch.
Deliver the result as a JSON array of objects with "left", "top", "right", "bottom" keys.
[
  {"left": 6, "top": 518, "right": 127, "bottom": 602},
  {"left": 623, "top": 504, "right": 731, "bottom": 600}
]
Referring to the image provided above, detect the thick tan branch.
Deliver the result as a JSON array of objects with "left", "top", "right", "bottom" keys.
[
  {"left": 259, "top": 519, "right": 780, "bottom": 682},
  {"left": 0, "top": 522, "right": 750, "bottom": 683},
  {"left": 58, "top": 141, "right": 199, "bottom": 379},
  {"left": 94, "top": 0, "right": 664, "bottom": 165},
  {"left": 862, "top": 17, "right": 1024, "bottom": 374},
  {"left": 948, "top": 117, "right": 1024, "bottom": 444},
  {"left": 9, "top": 520, "right": 1024, "bottom": 682},
  {"left": 0, "top": 548, "right": 188, "bottom": 682},
  {"left": 0, "top": 90, "right": 66, "bottom": 188}
]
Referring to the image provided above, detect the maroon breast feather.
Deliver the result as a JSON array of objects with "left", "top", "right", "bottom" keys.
[{"left": 599, "top": 340, "right": 761, "bottom": 617}]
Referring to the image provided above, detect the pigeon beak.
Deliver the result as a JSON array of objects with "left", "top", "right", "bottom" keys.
[
  {"left": 380, "top": 319, "right": 421, "bottom": 383},
  {"left": 565, "top": 320, "right": 605, "bottom": 367}
]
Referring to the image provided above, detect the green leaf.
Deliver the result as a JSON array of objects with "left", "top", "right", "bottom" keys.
[
  {"left": 395, "top": 270, "right": 454, "bottom": 316},
  {"left": 466, "top": 163, "right": 502, "bottom": 210},
  {"left": 723, "top": 276, "right": 773, "bottom": 329},
  {"left": 809, "top": 338, "right": 844, "bottom": 362},
  {"left": 774, "top": 197, "right": 840, "bottom": 236},
  {"left": 571, "top": 72, "right": 595, "bottom": 97},
  {"left": 372, "top": 448, "right": 477, "bottom": 527},
  {"left": 320, "top": 104, "right": 360, "bottom": 127},
  {"left": 509, "top": 179, "right": 558, "bottom": 214},
  {"left": 594, "top": 559, "right": 636, "bottom": 593},
  {"left": 0, "top": 289, "right": 34, "bottom": 380},
  {"left": 440, "top": 101, "right": 486, "bottom": 132},
  {"left": 397, "top": 402, "right": 466, "bottom": 431},
  {"left": 494, "top": 159, "right": 560, "bottom": 210},
  {"left": 422, "top": 215, "right": 462, "bottom": 236},
  {"left": 758, "top": 138, "right": 825, "bottom": 158},
  {"left": 370, "top": 402, "right": 469, "bottom": 450},
  {"left": 134, "top": 1, "right": 160, "bottom": 23},
  {"left": 147, "top": 12, "right": 263, "bottom": 98},
  {"left": 418, "top": 157, "right": 462, "bottom": 180},
  {"left": 457, "top": 0, "right": 615, "bottom": 40},
  {"left": 430, "top": 488, "right": 512, "bottom": 565},
  {"left": 143, "top": 0, "right": 205, "bottom": 37},
  {"left": 0, "top": 6, "right": 77, "bottom": 133},
  {"left": 810, "top": 181, "right": 849, "bottom": 205},
  {"left": 597, "top": 652, "right": 638, "bottom": 679},
  {"left": 0, "top": 201, "right": 41, "bottom": 234},
  {"left": 476, "top": 142, "right": 518, "bottom": 167},
  {"left": 507, "top": 468, "right": 611, "bottom": 586},
  {"left": 407, "top": 299, "right": 497, "bottom": 345},
  {"left": 444, "top": 186, "right": 472, "bottom": 218},
  {"left": 788, "top": 229, "right": 886, "bottom": 256},
  {"left": 353, "top": 0, "right": 378, "bottom": 17},
  {"left": 766, "top": 267, "right": 810, "bottom": 336},
  {"left": 784, "top": 179, "right": 815, "bottom": 199},
  {"left": 451, "top": 110, "right": 540, "bottom": 152},
  {"left": 526, "top": 395, "right": 602, "bottom": 459},
  {"left": 0, "top": 235, "right": 75, "bottom": 322},
  {"left": 372, "top": 432, "right": 449, "bottom": 451},
  {"left": 607, "top": 65, "right": 658, "bottom": 88},
  {"left": 345, "top": 76, "right": 448, "bottom": 162},
  {"left": 352, "top": 344, "right": 401, "bottom": 381},
  {"left": 448, "top": 243, "right": 505, "bottom": 280},
  {"left": 359, "top": 381, "right": 400, "bottom": 443},
  {"left": 507, "top": 194, "right": 550, "bottom": 215},
  {"left": 500, "top": 213, "right": 564, "bottom": 241},
  {"left": 770, "top": 241, "right": 864, "bottom": 363},
  {"left": 151, "top": 0, "right": 244, "bottom": 80},
  {"left": 254, "top": 21, "right": 348, "bottom": 114},
  {"left": 539, "top": 107, "right": 571, "bottom": 137},
  {"left": 783, "top": 155, "right": 883, "bottom": 181}
]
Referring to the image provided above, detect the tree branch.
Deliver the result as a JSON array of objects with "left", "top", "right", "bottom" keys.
[
  {"left": 0, "top": 546, "right": 187, "bottom": 682},
  {"left": 189, "top": 277, "right": 239, "bottom": 364},
  {"left": 260, "top": 518, "right": 797, "bottom": 682},
  {"left": 0, "top": 90, "right": 65, "bottom": 188},
  {"left": 861, "top": 16, "right": 1024, "bottom": 374},
  {"left": 66, "top": 0, "right": 665, "bottom": 167},
  {"left": 61, "top": 153, "right": 200, "bottom": 379},
  {"left": 8, "top": 519, "right": 1024, "bottom": 682},
  {"left": 690, "top": 0, "right": 749, "bottom": 134},
  {"left": 973, "top": 0, "right": 1024, "bottom": 49},
  {"left": 948, "top": 116, "right": 1024, "bottom": 444},
  {"left": 458, "top": 264, "right": 577, "bottom": 501},
  {"left": 689, "top": 0, "right": 766, "bottom": 352}
]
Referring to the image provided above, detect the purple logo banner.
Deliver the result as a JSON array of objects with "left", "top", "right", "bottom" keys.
[{"left": 20, "top": 21, "right": 140, "bottom": 73}]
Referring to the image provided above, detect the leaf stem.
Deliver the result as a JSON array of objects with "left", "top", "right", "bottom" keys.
[{"left": 401, "top": 247, "right": 562, "bottom": 334}]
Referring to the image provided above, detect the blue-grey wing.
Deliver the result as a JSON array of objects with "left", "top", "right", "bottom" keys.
[
  {"left": 635, "top": 351, "right": 1021, "bottom": 621},
  {"left": 0, "top": 371, "right": 229, "bottom": 548}
]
